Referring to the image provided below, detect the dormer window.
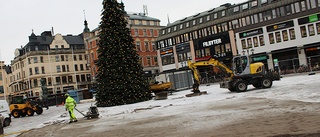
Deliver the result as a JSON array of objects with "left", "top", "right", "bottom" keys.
[
  {"left": 207, "top": 15, "right": 210, "bottom": 21},
  {"left": 193, "top": 20, "right": 196, "bottom": 25},
  {"left": 221, "top": 11, "right": 226, "bottom": 17},
  {"left": 234, "top": 6, "right": 239, "bottom": 12},
  {"left": 168, "top": 28, "right": 171, "bottom": 33},
  {"left": 214, "top": 13, "right": 218, "bottom": 19},
  {"left": 199, "top": 18, "right": 203, "bottom": 24},
  {"left": 55, "top": 45, "right": 58, "bottom": 49},
  {"left": 174, "top": 26, "right": 177, "bottom": 31},
  {"left": 242, "top": 3, "right": 248, "bottom": 10},
  {"left": 186, "top": 22, "right": 190, "bottom": 28},
  {"left": 180, "top": 24, "right": 183, "bottom": 29}
]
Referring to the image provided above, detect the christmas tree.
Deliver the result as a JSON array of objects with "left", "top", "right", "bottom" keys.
[{"left": 96, "top": 0, "right": 152, "bottom": 107}]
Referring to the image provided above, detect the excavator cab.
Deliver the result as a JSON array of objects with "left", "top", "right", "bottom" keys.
[{"left": 233, "top": 55, "right": 265, "bottom": 76}]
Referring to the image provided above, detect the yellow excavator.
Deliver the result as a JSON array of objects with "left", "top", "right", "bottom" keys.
[{"left": 187, "top": 55, "right": 280, "bottom": 96}]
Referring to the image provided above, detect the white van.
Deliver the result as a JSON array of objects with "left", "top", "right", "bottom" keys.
[{"left": 0, "top": 100, "right": 11, "bottom": 127}]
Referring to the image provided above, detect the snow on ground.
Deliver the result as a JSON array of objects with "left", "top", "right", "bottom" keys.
[{"left": 4, "top": 72, "right": 320, "bottom": 136}]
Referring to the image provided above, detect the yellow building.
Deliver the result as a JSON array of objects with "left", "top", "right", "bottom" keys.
[{"left": 9, "top": 31, "right": 91, "bottom": 99}]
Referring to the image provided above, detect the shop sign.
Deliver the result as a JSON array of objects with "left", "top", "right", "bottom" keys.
[
  {"left": 267, "top": 21, "right": 294, "bottom": 32},
  {"left": 239, "top": 28, "right": 263, "bottom": 38},
  {"left": 203, "top": 38, "right": 222, "bottom": 47},
  {"left": 252, "top": 56, "right": 268, "bottom": 61},
  {"left": 298, "top": 14, "right": 320, "bottom": 25},
  {"left": 160, "top": 48, "right": 173, "bottom": 57},
  {"left": 309, "top": 14, "right": 319, "bottom": 22},
  {"left": 306, "top": 47, "right": 320, "bottom": 51}
]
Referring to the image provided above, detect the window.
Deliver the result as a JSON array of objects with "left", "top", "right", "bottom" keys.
[
  {"left": 308, "top": 24, "right": 315, "bottom": 36},
  {"left": 67, "top": 65, "right": 70, "bottom": 72},
  {"left": 79, "top": 55, "right": 82, "bottom": 60},
  {"left": 139, "top": 20, "right": 142, "bottom": 25},
  {"left": 81, "top": 75, "right": 86, "bottom": 82},
  {"left": 134, "top": 29, "right": 138, "bottom": 36},
  {"left": 55, "top": 45, "right": 58, "bottom": 49},
  {"left": 215, "top": 45, "right": 221, "bottom": 54},
  {"left": 234, "top": 6, "right": 239, "bottom": 12},
  {"left": 193, "top": 20, "right": 196, "bottom": 25},
  {"left": 301, "top": 1, "right": 306, "bottom": 11},
  {"left": 34, "top": 79, "right": 38, "bottom": 87},
  {"left": 40, "top": 56, "right": 43, "bottom": 63},
  {"left": 300, "top": 26, "right": 307, "bottom": 37},
  {"left": 76, "top": 75, "right": 80, "bottom": 82},
  {"left": 35, "top": 67, "right": 39, "bottom": 74},
  {"left": 61, "top": 55, "right": 64, "bottom": 61},
  {"left": 29, "top": 68, "right": 32, "bottom": 75},
  {"left": 225, "top": 43, "right": 231, "bottom": 52},
  {"left": 295, "top": 2, "right": 300, "bottom": 13},
  {"left": 145, "top": 42, "right": 149, "bottom": 51},
  {"left": 154, "top": 57, "right": 158, "bottom": 65},
  {"left": 41, "top": 67, "right": 45, "bottom": 74},
  {"left": 214, "top": 13, "right": 218, "bottom": 19},
  {"left": 80, "top": 64, "right": 84, "bottom": 71},
  {"left": 247, "top": 38, "right": 252, "bottom": 48},
  {"left": 241, "top": 39, "right": 247, "bottom": 49},
  {"left": 56, "top": 65, "right": 61, "bottom": 72},
  {"left": 152, "top": 42, "right": 156, "bottom": 51},
  {"left": 221, "top": 11, "right": 225, "bottom": 17},
  {"left": 206, "top": 15, "right": 210, "bottom": 21},
  {"left": 242, "top": 3, "right": 248, "bottom": 10},
  {"left": 167, "top": 28, "right": 171, "bottom": 33},
  {"left": 316, "top": 23, "right": 320, "bottom": 34},
  {"left": 143, "top": 29, "right": 147, "bottom": 36},
  {"left": 269, "top": 33, "right": 275, "bottom": 44},
  {"left": 310, "top": 0, "right": 317, "bottom": 8},
  {"left": 33, "top": 57, "right": 38, "bottom": 63},
  {"left": 146, "top": 57, "right": 151, "bottom": 66},
  {"left": 282, "top": 30, "right": 288, "bottom": 41},
  {"left": 253, "top": 37, "right": 258, "bottom": 47},
  {"left": 61, "top": 45, "right": 64, "bottom": 49},
  {"left": 150, "top": 29, "right": 154, "bottom": 36},
  {"left": 199, "top": 18, "right": 203, "bottom": 24},
  {"left": 180, "top": 24, "right": 183, "bottom": 29},
  {"left": 62, "top": 76, "right": 67, "bottom": 84},
  {"left": 136, "top": 42, "right": 141, "bottom": 51},
  {"left": 73, "top": 55, "right": 77, "bottom": 61},
  {"left": 74, "top": 64, "right": 78, "bottom": 71},
  {"left": 261, "top": 0, "right": 267, "bottom": 4},
  {"left": 56, "top": 77, "right": 61, "bottom": 84},
  {"left": 275, "top": 32, "right": 281, "bottom": 43},
  {"left": 55, "top": 55, "right": 60, "bottom": 62},
  {"left": 186, "top": 22, "right": 190, "bottom": 28},
  {"left": 66, "top": 55, "right": 68, "bottom": 61},
  {"left": 62, "top": 65, "right": 66, "bottom": 72},
  {"left": 68, "top": 76, "right": 73, "bottom": 83},
  {"left": 289, "top": 29, "right": 296, "bottom": 40},
  {"left": 251, "top": 1, "right": 258, "bottom": 7}
]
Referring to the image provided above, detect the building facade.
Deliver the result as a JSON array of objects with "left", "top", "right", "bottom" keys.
[
  {"left": 9, "top": 31, "right": 91, "bottom": 98},
  {"left": 156, "top": 0, "right": 320, "bottom": 88},
  {"left": 83, "top": 5, "right": 163, "bottom": 83}
]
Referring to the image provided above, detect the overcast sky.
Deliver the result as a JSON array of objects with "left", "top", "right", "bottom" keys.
[{"left": 0, "top": 0, "right": 245, "bottom": 65}]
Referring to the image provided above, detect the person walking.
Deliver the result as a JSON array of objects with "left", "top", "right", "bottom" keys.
[{"left": 65, "top": 94, "right": 77, "bottom": 123}]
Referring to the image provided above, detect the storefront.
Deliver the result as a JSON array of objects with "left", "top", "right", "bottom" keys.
[{"left": 271, "top": 47, "right": 299, "bottom": 74}]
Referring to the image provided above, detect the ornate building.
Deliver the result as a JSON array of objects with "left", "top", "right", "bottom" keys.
[{"left": 9, "top": 31, "right": 91, "bottom": 98}]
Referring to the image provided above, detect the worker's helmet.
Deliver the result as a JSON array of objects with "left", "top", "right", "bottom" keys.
[{"left": 64, "top": 94, "right": 69, "bottom": 97}]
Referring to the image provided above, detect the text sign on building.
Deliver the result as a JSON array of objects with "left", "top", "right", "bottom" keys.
[
  {"left": 267, "top": 21, "right": 294, "bottom": 32},
  {"left": 239, "top": 28, "right": 263, "bottom": 38},
  {"left": 298, "top": 14, "right": 320, "bottom": 25},
  {"left": 202, "top": 38, "right": 222, "bottom": 47},
  {"left": 160, "top": 47, "right": 173, "bottom": 57},
  {"left": 309, "top": 14, "right": 319, "bottom": 22}
]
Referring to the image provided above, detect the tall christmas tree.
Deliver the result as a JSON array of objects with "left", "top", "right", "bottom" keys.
[{"left": 96, "top": 0, "right": 152, "bottom": 107}]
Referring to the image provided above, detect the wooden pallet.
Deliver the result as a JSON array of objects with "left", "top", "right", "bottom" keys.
[{"left": 185, "top": 91, "right": 207, "bottom": 97}]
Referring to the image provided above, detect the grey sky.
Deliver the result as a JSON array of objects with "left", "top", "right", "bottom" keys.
[{"left": 0, "top": 0, "right": 244, "bottom": 64}]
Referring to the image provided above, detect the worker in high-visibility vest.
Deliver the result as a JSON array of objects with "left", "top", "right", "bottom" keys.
[{"left": 65, "top": 94, "right": 78, "bottom": 123}]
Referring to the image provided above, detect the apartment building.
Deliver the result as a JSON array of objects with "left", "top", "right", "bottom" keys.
[
  {"left": 9, "top": 31, "right": 91, "bottom": 97},
  {"left": 83, "top": 2, "right": 163, "bottom": 82},
  {"left": 156, "top": 0, "right": 320, "bottom": 89}
]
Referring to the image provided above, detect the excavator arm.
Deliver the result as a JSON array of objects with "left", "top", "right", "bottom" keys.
[{"left": 188, "top": 58, "right": 234, "bottom": 93}]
